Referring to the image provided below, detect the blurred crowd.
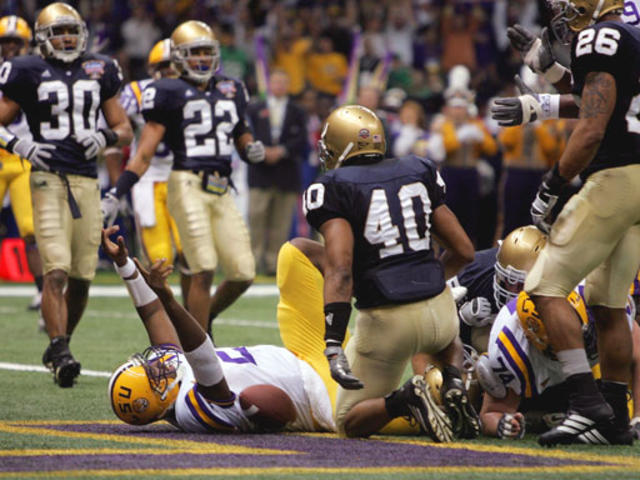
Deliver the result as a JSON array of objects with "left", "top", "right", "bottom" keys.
[{"left": 1, "top": 0, "right": 569, "bottom": 270}]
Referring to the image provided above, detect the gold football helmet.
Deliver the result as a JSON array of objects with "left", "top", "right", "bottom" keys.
[
  {"left": 494, "top": 225, "right": 547, "bottom": 309},
  {"left": 517, "top": 289, "right": 589, "bottom": 358},
  {"left": 147, "top": 38, "right": 176, "bottom": 79},
  {"left": 170, "top": 20, "right": 219, "bottom": 84},
  {"left": 318, "top": 105, "right": 386, "bottom": 170},
  {"left": 549, "top": 0, "right": 624, "bottom": 43},
  {"left": 0, "top": 16, "right": 32, "bottom": 58},
  {"left": 35, "top": 2, "right": 88, "bottom": 63},
  {"left": 108, "top": 346, "right": 183, "bottom": 426}
]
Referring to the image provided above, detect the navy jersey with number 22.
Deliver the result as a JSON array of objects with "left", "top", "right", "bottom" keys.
[{"left": 304, "top": 155, "right": 447, "bottom": 309}]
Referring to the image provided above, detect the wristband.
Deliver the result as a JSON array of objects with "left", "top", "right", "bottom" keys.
[
  {"left": 124, "top": 273, "right": 158, "bottom": 307},
  {"left": 543, "top": 62, "right": 568, "bottom": 84},
  {"left": 538, "top": 94, "right": 560, "bottom": 120},
  {"left": 114, "top": 257, "right": 136, "bottom": 278},
  {"left": 324, "top": 302, "right": 352, "bottom": 344},
  {"left": 99, "top": 128, "right": 119, "bottom": 146},
  {"left": 114, "top": 170, "right": 140, "bottom": 198},
  {"left": 185, "top": 336, "right": 224, "bottom": 387}
]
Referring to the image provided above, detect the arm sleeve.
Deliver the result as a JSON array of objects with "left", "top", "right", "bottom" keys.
[
  {"left": 0, "top": 59, "right": 26, "bottom": 104},
  {"left": 141, "top": 84, "right": 171, "bottom": 124},
  {"left": 101, "top": 58, "right": 125, "bottom": 101},
  {"left": 232, "top": 79, "right": 252, "bottom": 139},
  {"left": 419, "top": 158, "right": 446, "bottom": 208}
]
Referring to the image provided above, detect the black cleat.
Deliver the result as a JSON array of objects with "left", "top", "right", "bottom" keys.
[
  {"left": 42, "top": 336, "right": 81, "bottom": 388},
  {"left": 442, "top": 377, "right": 481, "bottom": 439},
  {"left": 538, "top": 407, "right": 633, "bottom": 446},
  {"left": 406, "top": 375, "right": 454, "bottom": 443}
]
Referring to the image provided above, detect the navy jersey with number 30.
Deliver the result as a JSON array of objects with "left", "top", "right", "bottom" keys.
[
  {"left": 571, "top": 21, "right": 640, "bottom": 178},
  {"left": 0, "top": 54, "right": 123, "bottom": 177},
  {"left": 304, "top": 155, "right": 447, "bottom": 308},
  {"left": 140, "top": 74, "right": 249, "bottom": 175}
]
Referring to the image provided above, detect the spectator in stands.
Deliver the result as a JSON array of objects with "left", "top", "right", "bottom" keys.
[
  {"left": 306, "top": 34, "right": 347, "bottom": 99},
  {"left": 247, "top": 69, "right": 308, "bottom": 275}
]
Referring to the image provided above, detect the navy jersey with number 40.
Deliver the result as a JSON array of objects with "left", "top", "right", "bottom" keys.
[
  {"left": 141, "top": 74, "right": 250, "bottom": 176},
  {"left": 0, "top": 54, "right": 123, "bottom": 177},
  {"left": 304, "top": 155, "right": 447, "bottom": 309},
  {"left": 571, "top": 21, "right": 640, "bottom": 178}
]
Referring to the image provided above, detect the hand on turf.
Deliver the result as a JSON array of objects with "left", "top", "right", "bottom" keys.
[
  {"left": 497, "top": 412, "right": 526, "bottom": 439},
  {"left": 324, "top": 344, "right": 364, "bottom": 390},
  {"left": 100, "top": 225, "right": 129, "bottom": 267},
  {"left": 133, "top": 257, "right": 174, "bottom": 297}
]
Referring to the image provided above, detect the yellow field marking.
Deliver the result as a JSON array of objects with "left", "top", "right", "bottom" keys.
[
  {"left": 0, "top": 448, "right": 256, "bottom": 456},
  {"left": 4, "top": 420, "right": 122, "bottom": 426},
  {"left": 0, "top": 464, "right": 637, "bottom": 478},
  {"left": 374, "top": 436, "right": 640, "bottom": 468},
  {"left": 0, "top": 422, "right": 297, "bottom": 456}
]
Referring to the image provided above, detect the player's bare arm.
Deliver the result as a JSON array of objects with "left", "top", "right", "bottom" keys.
[
  {"left": 126, "top": 121, "right": 166, "bottom": 177},
  {"left": 431, "top": 205, "right": 474, "bottom": 280},
  {"left": 102, "top": 96, "right": 133, "bottom": 147},
  {"left": 133, "top": 256, "right": 234, "bottom": 402},
  {"left": 479, "top": 388, "right": 524, "bottom": 438},
  {"left": 319, "top": 218, "right": 354, "bottom": 304},
  {"left": 0, "top": 94, "right": 19, "bottom": 126},
  {"left": 557, "top": 71, "right": 616, "bottom": 179}
]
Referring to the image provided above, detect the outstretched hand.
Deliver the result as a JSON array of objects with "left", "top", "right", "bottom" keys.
[
  {"left": 101, "top": 225, "right": 129, "bottom": 267},
  {"left": 133, "top": 257, "right": 174, "bottom": 297}
]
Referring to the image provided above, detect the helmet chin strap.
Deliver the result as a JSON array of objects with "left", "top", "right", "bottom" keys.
[
  {"left": 591, "top": 0, "right": 607, "bottom": 25},
  {"left": 336, "top": 142, "right": 354, "bottom": 167}
]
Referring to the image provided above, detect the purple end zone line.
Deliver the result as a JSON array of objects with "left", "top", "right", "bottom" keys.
[{"left": 0, "top": 423, "right": 617, "bottom": 473}]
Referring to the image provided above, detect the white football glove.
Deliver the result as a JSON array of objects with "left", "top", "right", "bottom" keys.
[
  {"left": 12, "top": 138, "right": 54, "bottom": 171},
  {"left": 508, "top": 25, "right": 567, "bottom": 83},
  {"left": 324, "top": 344, "right": 364, "bottom": 390},
  {"left": 459, "top": 296, "right": 493, "bottom": 328},
  {"left": 77, "top": 131, "right": 108, "bottom": 159},
  {"left": 245, "top": 140, "right": 266, "bottom": 164},
  {"left": 497, "top": 412, "right": 526, "bottom": 439},
  {"left": 490, "top": 75, "right": 542, "bottom": 127},
  {"left": 100, "top": 188, "right": 119, "bottom": 227}
]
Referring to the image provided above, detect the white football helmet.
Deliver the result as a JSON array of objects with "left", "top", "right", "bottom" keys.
[{"left": 35, "top": 2, "right": 88, "bottom": 63}]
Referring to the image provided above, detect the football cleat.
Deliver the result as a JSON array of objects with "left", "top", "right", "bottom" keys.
[
  {"left": 28, "top": 292, "right": 42, "bottom": 311},
  {"left": 35, "top": 2, "right": 88, "bottom": 63},
  {"left": 318, "top": 105, "right": 386, "bottom": 170},
  {"left": 42, "top": 336, "right": 81, "bottom": 388},
  {"left": 406, "top": 375, "right": 454, "bottom": 443},
  {"left": 442, "top": 376, "right": 481, "bottom": 439},
  {"left": 538, "top": 408, "right": 633, "bottom": 446}
]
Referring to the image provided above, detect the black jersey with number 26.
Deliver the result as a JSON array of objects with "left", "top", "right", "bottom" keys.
[
  {"left": 571, "top": 21, "right": 640, "bottom": 178},
  {"left": 141, "top": 74, "right": 250, "bottom": 176},
  {"left": 304, "top": 155, "right": 447, "bottom": 309},
  {"left": 0, "top": 54, "right": 123, "bottom": 177}
]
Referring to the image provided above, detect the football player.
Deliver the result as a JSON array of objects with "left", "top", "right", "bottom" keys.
[
  {"left": 104, "top": 39, "right": 191, "bottom": 300},
  {"left": 303, "top": 105, "right": 479, "bottom": 441},
  {"left": 493, "top": 1, "right": 640, "bottom": 446},
  {"left": 0, "top": 15, "right": 44, "bottom": 314},
  {"left": 0, "top": 2, "right": 133, "bottom": 388},
  {"left": 477, "top": 284, "right": 638, "bottom": 440},
  {"left": 102, "top": 20, "right": 265, "bottom": 335},
  {"left": 103, "top": 226, "right": 424, "bottom": 435}
]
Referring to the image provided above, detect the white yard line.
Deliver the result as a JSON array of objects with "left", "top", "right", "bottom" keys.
[
  {"left": 0, "top": 362, "right": 111, "bottom": 377},
  {"left": 0, "top": 284, "right": 279, "bottom": 297}
]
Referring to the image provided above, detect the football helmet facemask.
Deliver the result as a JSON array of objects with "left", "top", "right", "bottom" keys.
[
  {"left": 108, "top": 346, "right": 184, "bottom": 426},
  {"left": 148, "top": 38, "right": 177, "bottom": 79},
  {"left": 0, "top": 15, "right": 32, "bottom": 59},
  {"left": 35, "top": 2, "right": 88, "bottom": 63},
  {"left": 494, "top": 225, "right": 547, "bottom": 309},
  {"left": 170, "top": 20, "right": 219, "bottom": 84},
  {"left": 517, "top": 289, "right": 589, "bottom": 359},
  {"left": 549, "top": 0, "right": 624, "bottom": 43},
  {"left": 318, "top": 105, "right": 386, "bottom": 170}
]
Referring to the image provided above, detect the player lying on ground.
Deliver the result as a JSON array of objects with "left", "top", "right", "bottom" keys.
[
  {"left": 104, "top": 226, "right": 447, "bottom": 435},
  {"left": 478, "top": 283, "right": 639, "bottom": 441}
]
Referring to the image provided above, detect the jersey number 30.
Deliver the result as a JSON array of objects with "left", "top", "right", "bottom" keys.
[{"left": 305, "top": 182, "right": 432, "bottom": 259}]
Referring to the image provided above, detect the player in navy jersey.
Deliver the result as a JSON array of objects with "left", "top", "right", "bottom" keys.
[
  {"left": 103, "top": 20, "right": 265, "bottom": 336},
  {"left": 493, "top": 1, "right": 640, "bottom": 446},
  {"left": 303, "top": 105, "right": 479, "bottom": 441},
  {"left": 0, "top": 2, "right": 132, "bottom": 388}
]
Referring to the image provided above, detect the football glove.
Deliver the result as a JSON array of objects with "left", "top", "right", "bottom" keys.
[
  {"left": 531, "top": 164, "right": 567, "bottom": 234},
  {"left": 491, "top": 75, "right": 542, "bottom": 127},
  {"left": 245, "top": 140, "right": 266, "bottom": 164},
  {"left": 508, "top": 25, "right": 567, "bottom": 83},
  {"left": 459, "top": 296, "right": 493, "bottom": 328},
  {"left": 77, "top": 131, "right": 108, "bottom": 159},
  {"left": 497, "top": 412, "right": 526, "bottom": 439},
  {"left": 12, "top": 138, "right": 54, "bottom": 171},
  {"left": 100, "top": 188, "right": 119, "bottom": 227},
  {"left": 324, "top": 343, "right": 363, "bottom": 390}
]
